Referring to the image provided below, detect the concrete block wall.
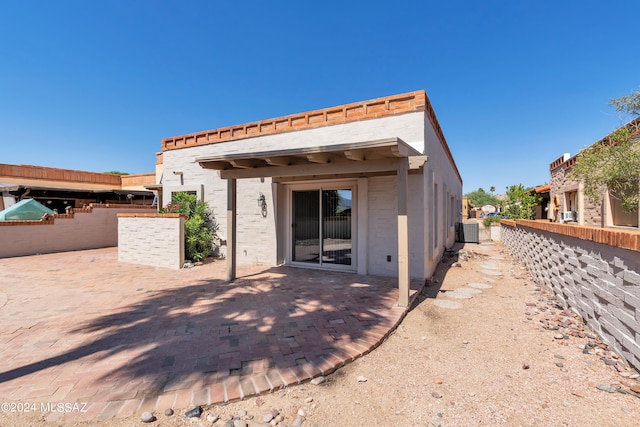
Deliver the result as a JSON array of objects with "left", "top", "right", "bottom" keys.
[
  {"left": 0, "top": 204, "right": 156, "bottom": 258},
  {"left": 235, "top": 178, "right": 277, "bottom": 265},
  {"left": 368, "top": 176, "right": 397, "bottom": 277},
  {"left": 117, "top": 214, "right": 185, "bottom": 269},
  {"left": 501, "top": 219, "right": 640, "bottom": 370}
]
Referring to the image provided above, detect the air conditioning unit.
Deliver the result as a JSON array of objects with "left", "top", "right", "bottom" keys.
[{"left": 561, "top": 211, "right": 577, "bottom": 222}]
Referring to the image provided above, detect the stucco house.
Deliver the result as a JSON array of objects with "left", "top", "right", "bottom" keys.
[
  {"left": 157, "top": 90, "right": 462, "bottom": 306},
  {"left": 549, "top": 117, "right": 639, "bottom": 228}
]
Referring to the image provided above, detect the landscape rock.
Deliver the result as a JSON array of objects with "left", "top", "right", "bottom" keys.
[
  {"left": 185, "top": 406, "right": 203, "bottom": 418},
  {"left": 596, "top": 384, "right": 618, "bottom": 393},
  {"left": 141, "top": 411, "right": 156, "bottom": 423}
]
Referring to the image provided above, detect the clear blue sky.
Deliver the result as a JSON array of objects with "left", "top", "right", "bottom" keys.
[{"left": 1, "top": 1, "right": 638, "bottom": 194}]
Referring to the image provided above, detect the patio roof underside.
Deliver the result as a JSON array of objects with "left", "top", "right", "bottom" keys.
[{"left": 196, "top": 137, "right": 427, "bottom": 179}]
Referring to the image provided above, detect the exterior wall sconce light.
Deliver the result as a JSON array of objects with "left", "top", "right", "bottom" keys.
[{"left": 258, "top": 192, "right": 267, "bottom": 217}]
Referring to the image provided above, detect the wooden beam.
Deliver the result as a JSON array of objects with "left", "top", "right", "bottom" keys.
[
  {"left": 199, "top": 160, "right": 233, "bottom": 170},
  {"left": 390, "top": 143, "right": 414, "bottom": 158},
  {"left": 230, "top": 159, "right": 264, "bottom": 169},
  {"left": 221, "top": 158, "right": 401, "bottom": 179},
  {"left": 265, "top": 156, "right": 296, "bottom": 166},
  {"left": 306, "top": 153, "right": 332, "bottom": 164},
  {"left": 344, "top": 149, "right": 365, "bottom": 161},
  {"left": 409, "top": 155, "right": 428, "bottom": 170}
]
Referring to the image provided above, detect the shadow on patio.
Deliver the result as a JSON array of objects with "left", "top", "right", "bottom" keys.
[{"left": 0, "top": 250, "right": 423, "bottom": 415}]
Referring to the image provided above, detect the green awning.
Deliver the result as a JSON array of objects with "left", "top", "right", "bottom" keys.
[{"left": 0, "top": 198, "right": 54, "bottom": 220}]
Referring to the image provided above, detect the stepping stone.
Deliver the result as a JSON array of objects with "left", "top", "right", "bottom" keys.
[
  {"left": 482, "top": 270, "right": 502, "bottom": 276},
  {"left": 444, "top": 290, "right": 473, "bottom": 299},
  {"left": 481, "top": 263, "right": 499, "bottom": 270},
  {"left": 434, "top": 300, "right": 463, "bottom": 309},
  {"left": 458, "top": 287, "right": 482, "bottom": 294},
  {"left": 468, "top": 282, "right": 493, "bottom": 289}
]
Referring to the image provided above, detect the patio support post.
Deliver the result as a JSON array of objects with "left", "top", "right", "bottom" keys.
[
  {"left": 397, "top": 158, "right": 410, "bottom": 307},
  {"left": 226, "top": 178, "right": 237, "bottom": 281}
]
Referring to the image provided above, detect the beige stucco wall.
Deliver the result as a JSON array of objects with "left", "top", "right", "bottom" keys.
[
  {"left": 421, "top": 115, "right": 463, "bottom": 280},
  {"left": 0, "top": 205, "right": 155, "bottom": 258}
]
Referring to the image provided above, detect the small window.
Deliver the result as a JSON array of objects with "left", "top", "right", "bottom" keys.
[
  {"left": 609, "top": 191, "right": 638, "bottom": 227},
  {"left": 565, "top": 190, "right": 577, "bottom": 212}
]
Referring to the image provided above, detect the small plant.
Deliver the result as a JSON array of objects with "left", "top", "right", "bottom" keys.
[
  {"left": 483, "top": 216, "right": 501, "bottom": 227},
  {"left": 161, "top": 192, "right": 219, "bottom": 262}
]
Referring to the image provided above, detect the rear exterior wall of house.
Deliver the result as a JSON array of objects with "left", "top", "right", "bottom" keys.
[{"left": 160, "top": 99, "right": 461, "bottom": 281}]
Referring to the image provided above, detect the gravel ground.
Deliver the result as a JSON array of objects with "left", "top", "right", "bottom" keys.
[{"left": 2, "top": 242, "right": 639, "bottom": 426}]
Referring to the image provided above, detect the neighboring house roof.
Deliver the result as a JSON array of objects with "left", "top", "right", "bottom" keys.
[
  {"left": 533, "top": 184, "right": 550, "bottom": 194},
  {"left": 161, "top": 90, "right": 462, "bottom": 183},
  {"left": 0, "top": 198, "right": 54, "bottom": 220},
  {"left": 0, "top": 164, "right": 156, "bottom": 202}
]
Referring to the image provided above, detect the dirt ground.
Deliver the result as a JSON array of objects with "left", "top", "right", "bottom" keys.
[{"left": 2, "top": 242, "right": 639, "bottom": 426}]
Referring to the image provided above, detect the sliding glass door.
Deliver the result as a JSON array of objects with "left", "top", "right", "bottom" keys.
[
  {"left": 292, "top": 188, "right": 353, "bottom": 267},
  {"left": 292, "top": 190, "right": 320, "bottom": 264}
]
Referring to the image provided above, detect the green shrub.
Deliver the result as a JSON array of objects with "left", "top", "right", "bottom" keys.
[
  {"left": 161, "top": 192, "right": 218, "bottom": 262},
  {"left": 483, "top": 217, "right": 501, "bottom": 227}
]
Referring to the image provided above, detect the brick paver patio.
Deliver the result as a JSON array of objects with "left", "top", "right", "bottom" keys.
[{"left": 0, "top": 248, "right": 423, "bottom": 422}]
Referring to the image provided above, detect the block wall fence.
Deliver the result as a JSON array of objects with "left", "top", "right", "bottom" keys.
[
  {"left": 117, "top": 214, "right": 185, "bottom": 270},
  {"left": 0, "top": 204, "right": 156, "bottom": 258},
  {"left": 500, "top": 219, "right": 640, "bottom": 370}
]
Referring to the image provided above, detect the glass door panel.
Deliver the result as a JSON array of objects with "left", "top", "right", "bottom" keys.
[
  {"left": 321, "top": 189, "right": 352, "bottom": 265},
  {"left": 292, "top": 190, "right": 320, "bottom": 264}
]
